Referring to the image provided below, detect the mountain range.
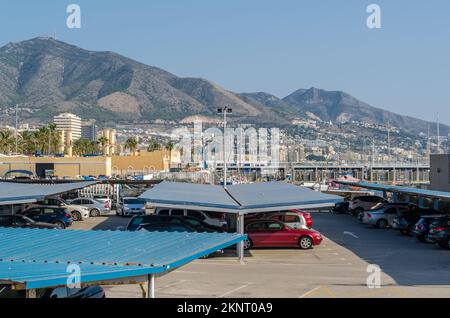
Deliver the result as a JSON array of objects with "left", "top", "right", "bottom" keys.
[{"left": 0, "top": 37, "right": 447, "bottom": 136}]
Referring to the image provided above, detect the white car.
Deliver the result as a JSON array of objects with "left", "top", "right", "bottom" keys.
[
  {"left": 26, "top": 198, "right": 90, "bottom": 221},
  {"left": 70, "top": 198, "right": 111, "bottom": 217},
  {"left": 155, "top": 208, "right": 228, "bottom": 228}
]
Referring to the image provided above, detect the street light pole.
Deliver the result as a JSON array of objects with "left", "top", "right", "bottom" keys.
[
  {"left": 15, "top": 104, "right": 18, "bottom": 154},
  {"left": 218, "top": 107, "right": 232, "bottom": 189},
  {"left": 223, "top": 108, "right": 227, "bottom": 189}
]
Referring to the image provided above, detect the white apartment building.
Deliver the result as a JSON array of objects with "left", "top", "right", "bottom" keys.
[{"left": 53, "top": 113, "right": 82, "bottom": 140}]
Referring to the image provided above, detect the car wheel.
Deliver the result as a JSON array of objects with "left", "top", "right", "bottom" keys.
[
  {"left": 376, "top": 219, "right": 388, "bottom": 229},
  {"left": 404, "top": 225, "right": 414, "bottom": 236},
  {"left": 71, "top": 211, "right": 82, "bottom": 222},
  {"left": 90, "top": 209, "right": 100, "bottom": 217},
  {"left": 299, "top": 236, "right": 313, "bottom": 249},
  {"left": 243, "top": 238, "right": 253, "bottom": 250},
  {"left": 417, "top": 236, "right": 426, "bottom": 243},
  {"left": 354, "top": 208, "right": 364, "bottom": 217},
  {"left": 437, "top": 241, "right": 449, "bottom": 249},
  {"left": 357, "top": 212, "right": 364, "bottom": 222},
  {"left": 54, "top": 221, "right": 65, "bottom": 229}
]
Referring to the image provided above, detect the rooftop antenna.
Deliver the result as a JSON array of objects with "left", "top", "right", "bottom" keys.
[{"left": 427, "top": 123, "right": 431, "bottom": 157}]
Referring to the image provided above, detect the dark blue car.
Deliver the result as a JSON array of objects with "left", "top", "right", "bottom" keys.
[{"left": 19, "top": 206, "right": 73, "bottom": 229}]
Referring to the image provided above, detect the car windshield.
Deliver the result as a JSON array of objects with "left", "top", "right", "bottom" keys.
[{"left": 124, "top": 199, "right": 143, "bottom": 205}]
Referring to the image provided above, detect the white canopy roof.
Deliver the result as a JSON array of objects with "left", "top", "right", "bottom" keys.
[
  {"left": 0, "top": 181, "right": 98, "bottom": 206},
  {"left": 139, "top": 181, "right": 343, "bottom": 214}
]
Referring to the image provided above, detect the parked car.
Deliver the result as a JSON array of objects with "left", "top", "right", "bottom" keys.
[
  {"left": 292, "top": 210, "right": 313, "bottom": 228},
  {"left": 70, "top": 198, "right": 110, "bottom": 217},
  {"left": 155, "top": 208, "right": 228, "bottom": 228},
  {"left": 117, "top": 197, "right": 146, "bottom": 217},
  {"left": 26, "top": 198, "right": 90, "bottom": 221},
  {"left": 349, "top": 195, "right": 388, "bottom": 216},
  {"left": 0, "top": 215, "right": 60, "bottom": 229},
  {"left": 412, "top": 215, "right": 447, "bottom": 243},
  {"left": 90, "top": 195, "right": 112, "bottom": 208},
  {"left": 333, "top": 201, "right": 350, "bottom": 214},
  {"left": 360, "top": 203, "right": 419, "bottom": 227},
  {"left": 368, "top": 201, "right": 418, "bottom": 213},
  {"left": 246, "top": 211, "right": 309, "bottom": 230},
  {"left": 137, "top": 222, "right": 196, "bottom": 232},
  {"left": 427, "top": 216, "right": 450, "bottom": 249},
  {"left": 0, "top": 285, "right": 105, "bottom": 298},
  {"left": 127, "top": 215, "right": 226, "bottom": 232},
  {"left": 392, "top": 208, "right": 440, "bottom": 235},
  {"left": 18, "top": 206, "right": 73, "bottom": 229},
  {"left": 243, "top": 219, "right": 323, "bottom": 250}
]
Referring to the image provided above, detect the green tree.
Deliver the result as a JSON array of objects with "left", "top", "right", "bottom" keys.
[
  {"left": 147, "top": 139, "right": 162, "bottom": 152},
  {"left": 125, "top": 137, "right": 138, "bottom": 155},
  {"left": 19, "top": 131, "right": 38, "bottom": 155},
  {"left": 0, "top": 130, "right": 15, "bottom": 154},
  {"left": 97, "top": 136, "right": 109, "bottom": 155},
  {"left": 73, "top": 138, "right": 99, "bottom": 156},
  {"left": 165, "top": 141, "right": 175, "bottom": 168}
]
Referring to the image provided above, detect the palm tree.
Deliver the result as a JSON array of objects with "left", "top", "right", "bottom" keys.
[
  {"left": 19, "top": 131, "right": 38, "bottom": 155},
  {"left": 47, "top": 123, "right": 60, "bottom": 155},
  {"left": 98, "top": 136, "right": 109, "bottom": 155},
  {"left": 73, "top": 138, "right": 99, "bottom": 156},
  {"left": 125, "top": 137, "right": 138, "bottom": 155},
  {"left": 0, "top": 130, "right": 15, "bottom": 154},
  {"left": 165, "top": 141, "right": 175, "bottom": 169},
  {"left": 147, "top": 139, "right": 161, "bottom": 152},
  {"left": 35, "top": 126, "right": 50, "bottom": 154}
]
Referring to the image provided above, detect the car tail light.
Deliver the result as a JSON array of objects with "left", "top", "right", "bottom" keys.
[
  {"left": 367, "top": 213, "right": 372, "bottom": 218},
  {"left": 432, "top": 227, "right": 445, "bottom": 232},
  {"left": 65, "top": 213, "right": 72, "bottom": 219},
  {"left": 104, "top": 201, "right": 110, "bottom": 208}
]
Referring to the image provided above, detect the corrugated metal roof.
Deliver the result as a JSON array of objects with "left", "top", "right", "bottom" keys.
[
  {"left": 336, "top": 181, "right": 450, "bottom": 200},
  {"left": 227, "top": 182, "right": 343, "bottom": 211},
  {"left": 0, "top": 227, "right": 245, "bottom": 289},
  {"left": 0, "top": 181, "right": 98, "bottom": 205},
  {"left": 141, "top": 181, "right": 240, "bottom": 211},
  {"left": 139, "top": 181, "right": 343, "bottom": 213}
]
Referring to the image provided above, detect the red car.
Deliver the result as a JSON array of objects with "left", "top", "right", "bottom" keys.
[{"left": 243, "top": 219, "right": 323, "bottom": 250}]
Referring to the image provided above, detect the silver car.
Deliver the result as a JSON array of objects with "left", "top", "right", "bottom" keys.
[
  {"left": 362, "top": 204, "right": 414, "bottom": 229},
  {"left": 70, "top": 198, "right": 110, "bottom": 217}
]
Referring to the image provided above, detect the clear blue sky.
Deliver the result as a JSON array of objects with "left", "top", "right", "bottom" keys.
[{"left": 1, "top": 0, "right": 449, "bottom": 124}]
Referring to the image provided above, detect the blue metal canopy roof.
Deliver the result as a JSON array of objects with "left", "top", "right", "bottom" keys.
[
  {"left": 0, "top": 227, "right": 245, "bottom": 289},
  {"left": 0, "top": 181, "right": 98, "bottom": 205},
  {"left": 336, "top": 181, "right": 450, "bottom": 200},
  {"left": 139, "top": 181, "right": 343, "bottom": 213}
]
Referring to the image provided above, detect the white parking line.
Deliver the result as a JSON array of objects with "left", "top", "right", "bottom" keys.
[{"left": 218, "top": 283, "right": 252, "bottom": 298}]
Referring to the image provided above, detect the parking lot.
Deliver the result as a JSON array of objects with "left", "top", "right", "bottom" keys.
[{"left": 72, "top": 212, "right": 450, "bottom": 298}]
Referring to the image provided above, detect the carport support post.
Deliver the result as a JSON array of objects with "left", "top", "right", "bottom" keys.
[
  {"left": 26, "top": 289, "right": 37, "bottom": 298},
  {"left": 236, "top": 213, "right": 245, "bottom": 263},
  {"left": 147, "top": 274, "right": 155, "bottom": 299},
  {"left": 433, "top": 199, "right": 440, "bottom": 211}
]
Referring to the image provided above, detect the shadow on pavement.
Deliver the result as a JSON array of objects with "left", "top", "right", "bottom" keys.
[{"left": 313, "top": 212, "right": 450, "bottom": 286}]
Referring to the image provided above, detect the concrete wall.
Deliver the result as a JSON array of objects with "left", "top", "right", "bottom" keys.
[
  {"left": 0, "top": 156, "right": 111, "bottom": 179},
  {"left": 111, "top": 150, "right": 169, "bottom": 176},
  {"left": 430, "top": 154, "right": 450, "bottom": 192}
]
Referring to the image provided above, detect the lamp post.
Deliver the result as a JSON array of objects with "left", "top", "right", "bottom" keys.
[
  {"left": 217, "top": 107, "right": 232, "bottom": 189},
  {"left": 15, "top": 104, "right": 18, "bottom": 154}
]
